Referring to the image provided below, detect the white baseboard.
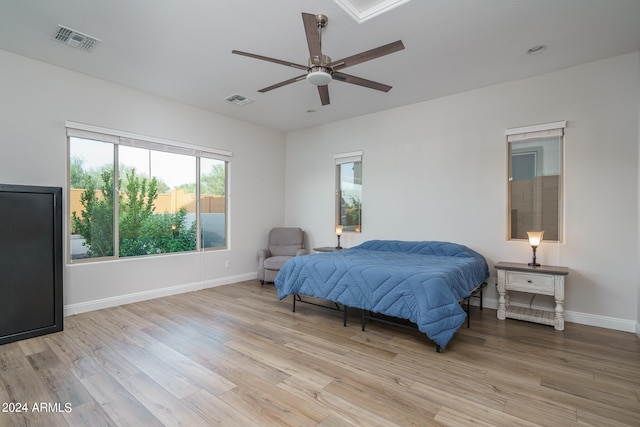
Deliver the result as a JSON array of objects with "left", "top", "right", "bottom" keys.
[
  {"left": 472, "top": 297, "right": 638, "bottom": 333},
  {"left": 63, "top": 272, "right": 257, "bottom": 316}
]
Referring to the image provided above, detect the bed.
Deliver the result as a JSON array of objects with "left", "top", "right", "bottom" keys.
[{"left": 274, "top": 240, "right": 490, "bottom": 350}]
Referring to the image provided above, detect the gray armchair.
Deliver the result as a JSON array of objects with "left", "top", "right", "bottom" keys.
[{"left": 257, "top": 227, "right": 307, "bottom": 284}]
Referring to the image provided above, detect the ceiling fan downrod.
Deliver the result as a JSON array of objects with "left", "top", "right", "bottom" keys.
[
  {"left": 314, "top": 14, "right": 328, "bottom": 66},
  {"left": 306, "top": 13, "right": 332, "bottom": 86}
]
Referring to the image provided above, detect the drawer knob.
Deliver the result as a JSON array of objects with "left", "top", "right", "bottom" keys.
[{"left": 527, "top": 279, "right": 532, "bottom": 283}]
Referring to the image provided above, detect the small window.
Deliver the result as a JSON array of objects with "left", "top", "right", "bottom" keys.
[
  {"left": 200, "top": 158, "right": 227, "bottom": 249},
  {"left": 335, "top": 151, "right": 362, "bottom": 233},
  {"left": 507, "top": 121, "right": 565, "bottom": 242}
]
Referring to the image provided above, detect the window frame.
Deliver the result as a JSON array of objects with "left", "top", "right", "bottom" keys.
[
  {"left": 506, "top": 121, "right": 565, "bottom": 242},
  {"left": 335, "top": 151, "right": 363, "bottom": 233},
  {"left": 66, "top": 122, "right": 231, "bottom": 263}
]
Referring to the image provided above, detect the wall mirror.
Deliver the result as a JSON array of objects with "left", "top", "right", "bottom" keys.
[
  {"left": 507, "top": 122, "right": 565, "bottom": 242},
  {"left": 335, "top": 152, "right": 362, "bottom": 233}
]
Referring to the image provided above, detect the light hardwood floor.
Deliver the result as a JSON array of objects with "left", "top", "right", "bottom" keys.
[{"left": 1, "top": 280, "right": 639, "bottom": 426}]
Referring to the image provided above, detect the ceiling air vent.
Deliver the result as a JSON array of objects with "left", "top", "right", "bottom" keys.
[
  {"left": 224, "top": 93, "right": 254, "bottom": 106},
  {"left": 53, "top": 25, "right": 101, "bottom": 52}
]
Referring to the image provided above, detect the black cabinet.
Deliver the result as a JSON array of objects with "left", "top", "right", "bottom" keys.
[{"left": 0, "top": 184, "right": 63, "bottom": 345}]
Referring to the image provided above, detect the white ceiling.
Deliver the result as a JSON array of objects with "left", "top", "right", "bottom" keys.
[{"left": 1, "top": 0, "right": 639, "bottom": 132}]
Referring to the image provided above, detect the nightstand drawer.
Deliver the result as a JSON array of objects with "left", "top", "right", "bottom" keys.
[{"left": 506, "top": 271, "right": 554, "bottom": 294}]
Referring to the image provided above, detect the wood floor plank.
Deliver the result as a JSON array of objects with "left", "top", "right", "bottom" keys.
[
  {"left": 44, "top": 333, "right": 106, "bottom": 381},
  {"left": 224, "top": 338, "right": 337, "bottom": 388},
  {"left": 17, "top": 336, "right": 49, "bottom": 356},
  {"left": 71, "top": 319, "right": 142, "bottom": 380},
  {"left": 541, "top": 374, "right": 640, "bottom": 412},
  {"left": 114, "top": 342, "right": 202, "bottom": 400},
  {"left": 1, "top": 280, "right": 638, "bottom": 426},
  {"left": 502, "top": 395, "right": 579, "bottom": 426},
  {"left": 278, "top": 376, "right": 406, "bottom": 427},
  {"left": 80, "top": 371, "right": 163, "bottom": 427},
  {"left": 143, "top": 341, "right": 236, "bottom": 396},
  {"left": 26, "top": 348, "right": 94, "bottom": 407},
  {"left": 217, "top": 382, "right": 326, "bottom": 426},
  {"left": 0, "top": 342, "right": 32, "bottom": 371},
  {"left": 180, "top": 389, "right": 260, "bottom": 426},
  {"left": 61, "top": 400, "right": 116, "bottom": 427},
  {"left": 576, "top": 405, "right": 640, "bottom": 427},
  {"left": 116, "top": 372, "right": 209, "bottom": 426},
  {"left": 322, "top": 375, "right": 440, "bottom": 425},
  {"left": 200, "top": 343, "right": 291, "bottom": 387},
  {"left": 140, "top": 323, "right": 226, "bottom": 366},
  {"left": 434, "top": 404, "right": 540, "bottom": 427}
]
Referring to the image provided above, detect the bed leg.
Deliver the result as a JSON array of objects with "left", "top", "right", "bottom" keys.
[
  {"left": 480, "top": 287, "right": 484, "bottom": 310},
  {"left": 361, "top": 309, "right": 366, "bottom": 331},
  {"left": 467, "top": 297, "right": 471, "bottom": 328},
  {"left": 343, "top": 305, "right": 348, "bottom": 327},
  {"left": 436, "top": 344, "right": 441, "bottom": 353},
  {"left": 292, "top": 294, "right": 296, "bottom": 313}
]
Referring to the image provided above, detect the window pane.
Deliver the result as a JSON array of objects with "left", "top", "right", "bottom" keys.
[
  {"left": 337, "top": 161, "right": 362, "bottom": 233},
  {"left": 200, "top": 158, "right": 227, "bottom": 249},
  {"left": 509, "top": 137, "right": 561, "bottom": 241},
  {"left": 69, "top": 137, "right": 115, "bottom": 260},
  {"left": 118, "top": 146, "right": 197, "bottom": 257}
]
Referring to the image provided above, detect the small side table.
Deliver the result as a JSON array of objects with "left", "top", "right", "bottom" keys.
[
  {"left": 313, "top": 247, "right": 342, "bottom": 253},
  {"left": 495, "top": 262, "right": 569, "bottom": 331}
]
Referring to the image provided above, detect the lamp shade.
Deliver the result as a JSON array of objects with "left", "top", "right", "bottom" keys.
[
  {"left": 307, "top": 70, "right": 332, "bottom": 86},
  {"left": 527, "top": 231, "right": 544, "bottom": 247},
  {"left": 335, "top": 225, "right": 343, "bottom": 236}
]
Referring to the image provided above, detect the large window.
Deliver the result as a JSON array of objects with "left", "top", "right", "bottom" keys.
[
  {"left": 507, "top": 121, "right": 565, "bottom": 242},
  {"left": 335, "top": 151, "right": 362, "bottom": 233},
  {"left": 68, "top": 124, "right": 230, "bottom": 261}
]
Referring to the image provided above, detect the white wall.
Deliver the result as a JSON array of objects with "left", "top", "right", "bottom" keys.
[
  {"left": 0, "top": 49, "right": 286, "bottom": 314},
  {"left": 285, "top": 52, "right": 640, "bottom": 332},
  {"left": 637, "top": 52, "right": 640, "bottom": 338}
]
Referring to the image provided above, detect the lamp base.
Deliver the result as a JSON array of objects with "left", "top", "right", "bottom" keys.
[{"left": 528, "top": 246, "right": 540, "bottom": 267}]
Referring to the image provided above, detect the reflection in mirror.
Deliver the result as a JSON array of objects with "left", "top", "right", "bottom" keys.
[
  {"left": 509, "top": 136, "right": 562, "bottom": 241},
  {"left": 336, "top": 159, "right": 362, "bottom": 233}
]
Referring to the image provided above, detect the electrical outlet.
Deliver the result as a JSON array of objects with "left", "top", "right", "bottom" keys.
[{"left": 225, "top": 259, "right": 230, "bottom": 269}]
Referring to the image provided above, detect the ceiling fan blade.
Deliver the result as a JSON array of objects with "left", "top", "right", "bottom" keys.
[
  {"left": 258, "top": 74, "right": 307, "bottom": 93},
  {"left": 332, "top": 72, "right": 392, "bottom": 92},
  {"left": 318, "top": 85, "right": 330, "bottom": 106},
  {"left": 329, "top": 40, "right": 405, "bottom": 71},
  {"left": 232, "top": 50, "right": 307, "bottom": 71},
  {"left": 302, "top": 13, "right": 322, "bottom": 61}
]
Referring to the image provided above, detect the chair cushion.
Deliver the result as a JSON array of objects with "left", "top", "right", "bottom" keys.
[
  {"left": 268, "top": 227, "right": 303, "bottom": 256},
  {"left": 264, "top": 255, "right": 292, "bottom": 271}
]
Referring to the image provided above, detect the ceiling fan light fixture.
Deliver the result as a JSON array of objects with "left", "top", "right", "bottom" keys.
[{"left": 307, "top": 70, "right": 332, "bottom": 86}]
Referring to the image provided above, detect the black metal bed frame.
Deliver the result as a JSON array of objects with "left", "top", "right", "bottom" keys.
[
  {"left": 292, "top": 294, "right": 348, "bottom": 326},
  {"left": 291, "top": 281, "right": 487, "bottom": 353}
]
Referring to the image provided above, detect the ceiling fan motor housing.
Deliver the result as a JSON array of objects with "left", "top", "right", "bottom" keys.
[{"left": 307, "top": 67, "right": 332, "bottom": 86}]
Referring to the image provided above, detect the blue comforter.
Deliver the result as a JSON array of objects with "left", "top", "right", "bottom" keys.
[{"left": 274, "top": 240, "right": 489, "bottom": 349}]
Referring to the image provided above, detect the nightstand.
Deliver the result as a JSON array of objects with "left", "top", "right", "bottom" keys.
[
  {"left": 495, "top": 262, "right": 569, "bottom": 331},
  {"left": 313, "top": 246, "right": 343, "bottom": 253}
]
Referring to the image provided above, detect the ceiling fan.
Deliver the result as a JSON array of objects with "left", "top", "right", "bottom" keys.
[{"left": 232, "top": 13, "right": 405, "bottom": 106}]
